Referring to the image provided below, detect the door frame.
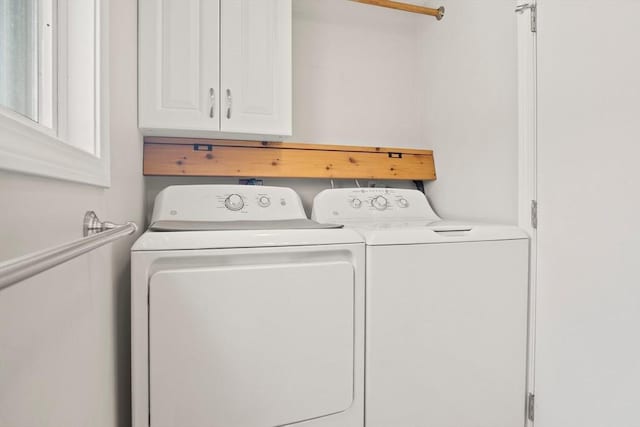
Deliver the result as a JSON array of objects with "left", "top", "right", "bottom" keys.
[{"left": 516, "top": 1, "right": 538, "bottom": 425}]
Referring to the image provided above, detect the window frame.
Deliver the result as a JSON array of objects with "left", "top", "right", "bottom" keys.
[{"left": 0, "top": 0, "right": 110, "bottom": 187}]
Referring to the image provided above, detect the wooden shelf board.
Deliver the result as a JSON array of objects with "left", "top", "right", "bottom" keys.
[{"left": 143, "top": 138, "right": 436, "bottom": 181}]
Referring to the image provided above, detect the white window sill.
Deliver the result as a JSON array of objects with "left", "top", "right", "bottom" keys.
[{"left": 0, "top": 108, "right": 110, "bottom": 187}]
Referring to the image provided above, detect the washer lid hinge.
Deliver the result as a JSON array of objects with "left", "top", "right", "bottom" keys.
[
  {"left": 531, "top": 200, "right": 538, "bottom": 229},
  {"left": 527, "top": 392, "right": 535, "bottom": 421}
]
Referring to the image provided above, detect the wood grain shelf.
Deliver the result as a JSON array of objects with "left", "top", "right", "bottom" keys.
[{"left": 143, "top": 137, "right": 436, "bottom": 181}]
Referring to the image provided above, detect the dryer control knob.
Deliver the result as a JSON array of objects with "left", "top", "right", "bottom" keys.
[
  {"left": 351, "top": 198, "right": 362, "bottom": 209},
  {"left": 372, "top": 196, "right": 388, "bottom": 210},
  {"left": 258, "top": 195, "right": 271, "bottom": 207},
  {"left": 225, "top": 194, "right": 244, "bottom": 211}
]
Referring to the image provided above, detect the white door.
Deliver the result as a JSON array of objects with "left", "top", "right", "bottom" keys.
[
  {"left": 522, "top": 1, "right": 640, "bottom": 426},
  {"left": 220, "top": 0, "right": 292, "bottom": 136},
  {"left": 149, "top": 261, "right": 354, "bottom": 427},
  {"left": 365, "top": 240, "right": 529, "bottom": 427},
  {"left": 139, "top": 0, "right": 220, "bottom": 131}
]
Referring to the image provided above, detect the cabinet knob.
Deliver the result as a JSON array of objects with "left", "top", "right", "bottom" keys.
[
  {"left": 226, "top": 89, "right": 232, "bottom": 119},
  {"left": 209, "top": 88, "right": 215, "bottom": 118}
]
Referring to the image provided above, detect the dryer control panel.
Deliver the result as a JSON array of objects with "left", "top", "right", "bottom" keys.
[
  {"left": 151, "top": 185, "right": 307, "bottom": 223},
  {"left": 312, "top": 188, "right": 441, "bottom": 223}
]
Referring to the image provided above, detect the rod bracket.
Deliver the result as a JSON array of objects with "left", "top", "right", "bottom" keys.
[{"left": 83, "top": 211, "right": 137, "bottom": 237}]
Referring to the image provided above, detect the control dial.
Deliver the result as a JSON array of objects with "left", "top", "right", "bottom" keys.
[
  {"left": 224, "top": 194, "right": 244, "bottom": 211},
  {"left": 397, "top": 197, "right": 409, "bottom": 208},
  {"left": 351, "top": 198, "right": 362, "bottom": 209},
  {"left": 372, "top": 195, "right": 388, "bottom": 211},
  {"left": 258, "top": 195, "right": 271, "bottom": 208}
]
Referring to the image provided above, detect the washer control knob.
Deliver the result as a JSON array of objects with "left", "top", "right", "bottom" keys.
[
  {"left": 398, "top": 197, "right": 409, "bottom": 208},
  {"left": 258, "top": 195, "right": 271, "bottom": 207},
  {"left": 224, "top": 194, "right": 244, "bottom": 211},
  {"left": 351, "top": 198, "right": 362, "bottom": 209},
  {"left": 372, "top": 196, "right": 388, "bottom": 211}
]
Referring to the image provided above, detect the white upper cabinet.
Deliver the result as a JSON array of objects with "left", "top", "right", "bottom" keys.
[
  {"left": 139, "top": 0, "right": 220, "bottom": 131},
  {"left": 220, "top": 0, "right": 292, "bottom": 136},
  {"left": 139, "top": 0, "right": 292, "bottom": 138}
]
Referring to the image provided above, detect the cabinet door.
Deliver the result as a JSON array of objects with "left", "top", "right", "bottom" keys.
[
  {"left": 220, "top": 0, "right": 292, "bottom": 136},
  {"left": 139, "top": 0, "right": 220, "bottom": 131}
]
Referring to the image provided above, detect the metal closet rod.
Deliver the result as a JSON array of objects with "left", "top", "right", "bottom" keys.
[
  {"left": 350, "top": 0, "right": 445, "bottom": 20},
  {"left": 0, "top": 212, "right": 137, "bottom": 292}
]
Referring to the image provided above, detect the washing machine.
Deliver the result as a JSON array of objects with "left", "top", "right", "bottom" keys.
[
  {"left": 131, "top": 185, "right": 365, "bottom": 427},
  {"left": 312, "top": 188, "right": 529, "bottom": 427}
]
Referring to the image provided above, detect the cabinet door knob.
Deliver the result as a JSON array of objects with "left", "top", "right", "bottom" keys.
[
  {"left": 209, "top": 88, "right": 215, "bottom": 118},
  {"left": 226, "top": 89, "right": 232, "bottom": 119}
]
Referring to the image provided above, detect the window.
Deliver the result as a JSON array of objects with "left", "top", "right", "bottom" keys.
[
  {"left": 0, "top": 0, "right": 109, "bottom": 186},
  {"left": 0, "top": 0, "right": 39, "bottom": 123}
]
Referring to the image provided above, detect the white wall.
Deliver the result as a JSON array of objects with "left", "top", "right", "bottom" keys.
[
  {"left": 0, "top": 0, "right": 143, "bottom": 426},
  {"left": 290, "top": 0, "right": 424, "bottom": 148},
  {"left": 419, "top": 0, "right": 519, "bottom": 223}
]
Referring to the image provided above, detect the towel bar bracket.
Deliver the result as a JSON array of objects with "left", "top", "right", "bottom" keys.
[{"left": 83, "top": 211, "right": 130, "bottom": 237}]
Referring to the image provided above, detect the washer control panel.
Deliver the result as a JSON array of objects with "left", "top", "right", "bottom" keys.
[
  {"left": 345, "top": 190, "right": 418, "bottom": 213},
  {"left": 151, "top": 185, "right": 307, "bottom": 223},
  {"left": 312, "top": 188, "right": 440, "bottom": 223}
]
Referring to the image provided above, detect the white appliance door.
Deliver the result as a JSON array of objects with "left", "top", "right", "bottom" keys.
[
  {"left": 149, "top": 261, "right": 354, "bottom": 427},
  {"left": 366, "top": 239, "right": 529, "bottom": 427}
]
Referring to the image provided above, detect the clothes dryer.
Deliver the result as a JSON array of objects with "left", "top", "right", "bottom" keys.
[{"left": 132, "top": 185, "right": 365, "bottom": 427}]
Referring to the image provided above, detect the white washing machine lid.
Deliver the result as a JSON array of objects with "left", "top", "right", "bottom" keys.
[
  {"left": 343, "top": 220, "right": 528, "bottom": 246},
  {"left": 132, "top": 228, "right": 364, "bottom": 251}
]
